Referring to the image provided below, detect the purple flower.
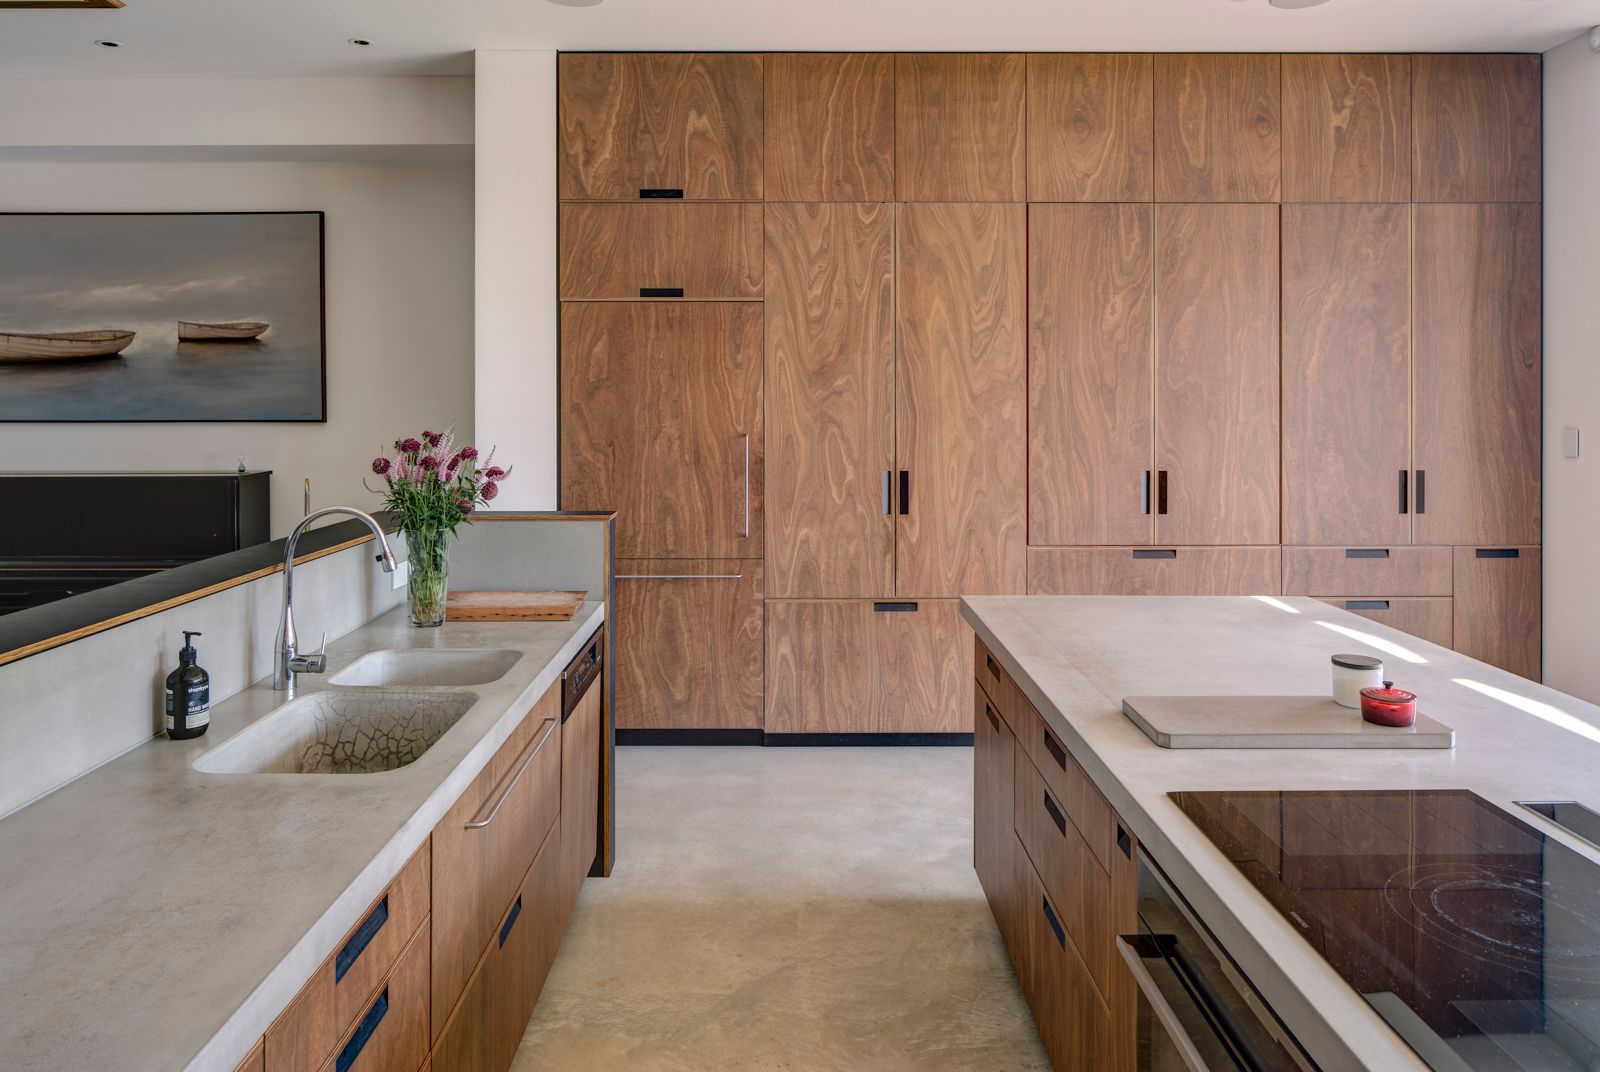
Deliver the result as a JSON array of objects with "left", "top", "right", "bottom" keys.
[
  {"left": 458, "top": 501, "right": 474, "bottom": 516},
  {"left": 399, "top": 437, "right": 422, "bottom": 454},
  {"left": 460, "top": 446, "right": 480, "bottom": 461},
  {"left": 482, "top": 466, "right": 505, "bottom": 480},
  {"left": 422, "top": 430, "right": 442, "bottom": 447},
  {"left": 371, "top": 457, "right": 391, "bottom": 476},
  {"left": 418, "top": 455, "right": 440, "bottom": 471},
  {"left": 481, "top": 481, "right": 499, "bottom": 501}
]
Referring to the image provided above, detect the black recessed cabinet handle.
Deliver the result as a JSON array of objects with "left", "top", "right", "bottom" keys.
[
  {"left": 1141, "top": 470, "right": 1151, "bottom": 516},
  {"left": 1345, "top": 548, "right": 1390, "bottom": 560},
  {"left": 336, "top": 989, "right": 389, "bottom": 1072},
  {"left": 986, "top": 655, "right": 1001, "bottom": 680},
  {"left": 639, "top": 286, "right": 684, "bottom": 298},
  {"left": 1117, "top": 825, "right": 1132, "bottom": 859},
  {"left": 1043, "top": 791, "right": 1068, "bottom": 836},
  {"left": 881, "top": 470, "right": 892, "bottom": 515},
  {"left": 499, "top": 896, "right": 523, "bottom": 948},
  {"left": 1042, "top": 896, "right": 1067, "bottom": 949},
  {"left": 335, "top": 897, "right": 389, "bottom": 984},
  {"left": 1346, "top": 600, "right": 1390, "bottom": 611},
  {"left": 1157, "top": 470, "right": 1168, "bottom": 515},
  {"left": 1476, "top": 548, "right": 1520, "bottom": 559},
  {"left": 1132, "top": 549, "right": 1178, "bottom": 560},
  {"left": 898, "top": 470, "right": 910, "bottom": 515},
  {"left": 1399, "top": 469, "right": 1408, "bottom": 515},
  {"left": 985, "top": 703, "right": 1000, "bottom": 732},
  {"left": 639, "top": 188, "right": 683, "bottom": 199},
  {"left": 1043, "top": 730, "right": 1067, "bottom": 771},
  {"left": 873, "top": 601, "right": 918, "bottom": 613},
  {"left": 1415, "top": 470, "right": 1426, "bottom": 514}
]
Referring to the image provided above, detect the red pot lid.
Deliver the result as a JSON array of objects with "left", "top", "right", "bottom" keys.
[{"left": 1361, "top": 686, "right": 1416, "bottom": 703}]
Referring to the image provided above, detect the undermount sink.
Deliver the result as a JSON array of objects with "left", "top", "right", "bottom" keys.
[
  {"left": 327, "top": 648, "right": 521, "bottom": 688},
  {"left": 193, "top": 689, "right": 475, "bottom": 775}
]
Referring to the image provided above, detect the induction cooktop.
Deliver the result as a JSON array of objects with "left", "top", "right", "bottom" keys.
[{"left": 1171, "top": 789, "right": 1600, "bottom": 1072}]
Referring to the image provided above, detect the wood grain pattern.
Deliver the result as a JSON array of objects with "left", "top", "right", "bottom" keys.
[
  {"left": 1029, "top": 203, "right": 1154, "bottom": 546},
  {"left": 1019, "top": 700, "right": 1116, "bottom": 874},
  {"left": 1154, "top": 54, "right": 1281, "bottom": 202},
  {"left": 764, "top": 53, "right": 893, "bottom": 201},
  {"left": 1453, "top": 546, "right": 1541, "bottom": 680},
  {"left": 614, "top": 560, "right": 764, "bottom": 729},
  {"left": 765, "top": 599, "right": 876, "bottom": 734},
  {"left": 764, "top": 204, "right": 894, "bottom": 597},
  {"left": 1414, "top": 54, "right": 1542, "bottom": 203},
  {"left": 1282, "top": 54, "right": 1411, "bottom": 202},
  {"left": 1026, "top": 54, "right": 1153, "bottom": 202},
  {"left": 235, "top": 1039, "right": 265, "bottom": 1072},
  {"left": 316, "top": 927, "right": 429, "bottom": 1072},
  {"left": 557, "top": 52, "right": 763, "bottom": 201},
  {"left": 1316, "top": 597, "right": 1454, "bottom": 648},
  {"left": 877, "top": 600, "right": 970, "bottom": 734},
  {"left": 1283, "top": 546, "right": 1453, "bottom": 596},
  {"left": 974, "top": 683, "right": 1021, "bottom": 958},
  {"left": 558, "top": 682, "right": 602, "bottom": 923},
  {"left": 559, "top": 203, "right": 762, "bottom": 299},
  {"left": 1282, "top": 204, "right": 1412, "bottom": 546},
  {"left": 895, "top": 53, "right": 1026, "bottom": 201},
  {"left": 445, "top": 591, "right": 585, "bottom": 622},
  {"left": 1027, "top": 546, "right": 1283, "bottom": 596},
  {"left": 1018, "top": 858, "right": 1117, "bottom": 1072},
  {"left": 1155, "top": 203, "right": 1280, "bottom": 545},
  {"left": 561, "top": 302, "right": 764, "bottom": 559},
  {"left": 895, "top": 203, "right": 1027, "bottom": 596},
  {"left": 1413, "top": 204, "right": 1541, "bottom": 545}
]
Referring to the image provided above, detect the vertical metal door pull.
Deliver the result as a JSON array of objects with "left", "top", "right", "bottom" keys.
[
  {"left": 740, "top": 433, "right": 751, "bottom": 539},
  {"left": 882, "top": 470, "right": 892, "bottom": 515},
  {"left": 1415, "top": 470, "right": 1426, "bottom": 514},
  {"left": 1398, "top": 469, "right": 1408, "bottom": 515},
  {"left": 1157, "top": 470, "right": 1168, "bottom": 515},
  {"left": 898, "top": 470, "right": 910, "bottom": 515},
  {"left": 1141, "top": 470, "right": 1152, "bottom": 516}
]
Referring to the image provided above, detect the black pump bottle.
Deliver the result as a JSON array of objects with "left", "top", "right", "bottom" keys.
[{"left": 164, "top": 630, "right": 211, "bottom": 740}]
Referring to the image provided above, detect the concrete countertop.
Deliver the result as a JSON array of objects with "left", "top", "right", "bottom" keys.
[
  {"left": 961, "top": 595, "right": 1600, "bottom": 1072},
  {"left": 0, "top": 602, "right": 605, "bottom": 1072}
]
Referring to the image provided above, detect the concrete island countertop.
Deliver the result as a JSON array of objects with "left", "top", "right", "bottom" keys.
[
  {"left": 0, "top": 602, "right": 605, "bottom": 1072},
  {"left": 962, "top": 595, "right": 1600, "bottom": 1072}
]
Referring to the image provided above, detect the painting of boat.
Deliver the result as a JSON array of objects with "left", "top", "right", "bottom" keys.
[
  {"left": 0, "top": 329, "right": 136, "bottom": 363},
  {"left": 177, "top": 320, "right": 269, "bottom": 342}
]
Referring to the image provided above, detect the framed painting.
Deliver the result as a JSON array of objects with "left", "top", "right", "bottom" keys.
[{"left": 0, "top": 211, "right": 326, "bottom": 422}]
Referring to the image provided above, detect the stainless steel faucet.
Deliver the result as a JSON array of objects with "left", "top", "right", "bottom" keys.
[{"left": 274, "top": 506, "right": 398, "bottom": 690}]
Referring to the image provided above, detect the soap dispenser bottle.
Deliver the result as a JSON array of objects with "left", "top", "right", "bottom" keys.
[{"left": 165, "top": 630, "right": 211, "bottom": 740}]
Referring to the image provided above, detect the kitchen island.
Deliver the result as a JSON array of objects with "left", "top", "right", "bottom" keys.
[{"left": 964, "top": 595, "right": 1600, "bottom": 1072}]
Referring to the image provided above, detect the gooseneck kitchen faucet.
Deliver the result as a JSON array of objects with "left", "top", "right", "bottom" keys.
[{"left": 274, "top": 507, "right": 398, "bottom": 690}]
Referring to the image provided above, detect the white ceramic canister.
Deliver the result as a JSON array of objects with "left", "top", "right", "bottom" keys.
[{"left": 1331, "top": 654, "right": 1384, "bottom": 709}]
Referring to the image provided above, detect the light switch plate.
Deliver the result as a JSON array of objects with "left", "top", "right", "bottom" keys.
[
  {"left": 391, "top": 560, "right": 409, "bottom": 590},
  {"left": 1564, "top": 427, "right": 1581, "bottom": 459}
]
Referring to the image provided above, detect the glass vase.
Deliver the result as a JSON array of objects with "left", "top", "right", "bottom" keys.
[{"left": 405, "top": 527, "right": 450, "bottom": 627}]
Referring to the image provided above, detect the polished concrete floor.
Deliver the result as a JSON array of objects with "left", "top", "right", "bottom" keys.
[{"left": 514, "top": 746, "right": 1050, "bottom": 1071}]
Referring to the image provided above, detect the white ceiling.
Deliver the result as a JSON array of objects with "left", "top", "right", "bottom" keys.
[{"left": 0, "top": 0, "right": 1594, "bottom": 78}]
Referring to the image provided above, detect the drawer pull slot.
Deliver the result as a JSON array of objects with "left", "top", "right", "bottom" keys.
[
  {"left": 1042, "top": 729, "right": 1067, "bottom": 771},
  {"left": 466, "top": 717, "right": 557, "bottom": 830},
  {"left": 984, "top": 703, "right": 1000, "bottom": 732},
  {"left": 1043, "top": 791, "right": 1068, "bottom": 836},
  {"left": 1132, "top": 549, "right": 1177, "bottom": 560},
  {"left": 1345, "top": 548, "right": 1390, "bottom": 559},
  {"left": 1346, "top": 600, "right": 1390, "bottom": 611},
  {"left": 986, "top": 655, "right": 1001, "bottom": 679},
  {"left": 1042, "top": 896, "right": 1067, "bottom": 949},
  {"left": 1118, "top": 825, "right": 1132, "bottom": 859},
  {"left": 639, "top": 188, "right": 683, "bottom": 198},
  {"left": 873, "top": 601, "right": 917, "bottom": 613},
  {"left": 639, "top": 286, "right": 684, "bottom": 298},
  {"left": 1476, "top": 548, "right": 1520, "bottom": 559},
  {"left": 499, "top": 895, "right": 523, "bottom": 948},
  {"left": 335, "top": 989, "right": 389, "bottom": 1072},
  {"left": 334, "top": 897, "right": 389, "bottom": 983}
]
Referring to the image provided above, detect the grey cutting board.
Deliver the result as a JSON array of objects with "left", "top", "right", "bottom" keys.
[{"left": 1121, "top": 695, "right": 1455, "bottom": 749}]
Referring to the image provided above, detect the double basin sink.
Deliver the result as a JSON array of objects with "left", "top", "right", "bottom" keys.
[{"left": 193, "top": 648, "right": 523, "bottom": 777}]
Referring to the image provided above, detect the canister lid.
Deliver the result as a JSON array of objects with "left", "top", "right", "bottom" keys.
[
  {"left": 1332, "top": 654, "right": 1383, "bottom": 670},
  {"left": 1361, "top": 686, "right": 1416, "bottom": 703}
]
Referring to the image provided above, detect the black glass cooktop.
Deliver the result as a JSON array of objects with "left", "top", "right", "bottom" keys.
[{"left": 1171, "top": 789, "right": 1600, "bottom": 1072}]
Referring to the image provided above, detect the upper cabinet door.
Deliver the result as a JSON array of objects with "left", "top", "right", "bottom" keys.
[
  {"left": 1154, "top": 54, "right": 1281, "bottom": 202},
  {"left": 1155, "top": 204, "right": 1280, "bottom": 545},
  {"left": 764, "top": 53, "right": 894, "bottom": 201},
  {"left": 1413, "top": 204, "right": 1541, "bottom": 546},
  {"left": 895, "top": 54, "right": 1027, "bottom": 201},
  {"left": 1029, "top": 204, "right": 1155, "bottom": 546},
  {"left": 559, "top": 203, "right": 763, "bottom": 299},
  {"left": 1027, "top": 54, "right": 1153, "bottom": 202},
  {"left": 1414, "top": 54, "right": 1541, "bottom": 203},
  {"left": 764, "top": 203, "right": 896, "bottom": 598},
  {"left": 561, "top": 302, "right": 764, "bottom": 558},
  {"left": 1282, "top": 204, "right": 1412, "bottom": 546},
  {"left": 1282, "top": 55, "right": 1412, "bottom": 202},
  {"left": 558, "top": 53, "right": 764, "bottom": 200},
  {"left": 896, "top": 204, "right": 1027, "bottom": 596}
]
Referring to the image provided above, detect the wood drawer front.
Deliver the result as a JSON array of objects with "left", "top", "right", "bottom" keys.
[
  {"left": 559, "top": 203, "right": 763, "bottom": 300},
  {"left": 1016, "top": 851, "right": 1114, "bottom": 1072},
  {"left": 1454, "top": 546, "right": 1541, "bottom": 681},
  {"left": 1317, "top": 597, "right": 1453, "bottom": 649},
  {"left": 974, "top": 687, "right": 1019, "bottom": 959},
  {"left": 317, "top": 926, "right": 430, "bottom": 1072},
  {"left": 1284, "top": 547, "right": 1453, "bottom": 597},
  {"left": 974, "top": 637, "right": 1013, "bottom": 731},
  {"left": 559, "top": 681, "right": 603, "bottom": 924},
  {"left": 431, "top": 830, "right": 563, "bottom": 1072},
  {"left": 236, "top": 1040, "right": 265, "bottom": 1072},
  {"left": 266, "top": 842, "right": 432, "bottom": 1072},
  {"left": 1023, "top": 701, "right": 1115, "bottom": 874},
  {"left": 432, "top": 688, "right": 562, "bottom": 1032},
  {"left": 1013, "top": 752, "right": 1115, "bottom": 1001},
  {"left": 1026, "top": 547, "right": 1282, "bottom": 596}
]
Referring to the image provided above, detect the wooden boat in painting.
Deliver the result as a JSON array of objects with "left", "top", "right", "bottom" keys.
[
  {"left": 0, "top": 329, "right": 136, "bottom": 363},
  {"left": 178, "top": 320, "right": 269, "bottom": 342}
]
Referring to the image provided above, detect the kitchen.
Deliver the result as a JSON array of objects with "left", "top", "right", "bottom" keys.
[{"left": 0, "top": 1, "right": 1596, "bottom": 1071}]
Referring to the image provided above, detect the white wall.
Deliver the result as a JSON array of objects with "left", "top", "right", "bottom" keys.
[
  {"left": 474, "top": 51, "right": 559, "bottom": 510},
  {"left": 0, "top": 76, "right": 476, "bottom": 536},
  {"left": 1543, "top": 32, "right": 1600, "bottom": 702}
]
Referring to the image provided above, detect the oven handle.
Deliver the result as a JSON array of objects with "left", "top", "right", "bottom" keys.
[{"left": 1118, "top": 933, "right": 1273, "bottom": 1072}]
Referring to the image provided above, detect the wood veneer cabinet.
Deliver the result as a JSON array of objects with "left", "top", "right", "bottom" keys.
[
  {"left": 1453, "top": 547, "right": 1541, "bottom": 680},
  {"left": 1026, "top": 54, "right": 1153, "bottom": 202},
  {"left": 1028, "top": 547, "right": 1282, "bottom": 596},
  {"left": 557, "top": 53, "right": 763, "bottom": 200},
  {"left": 1153, "top": 54, "right": 1281, "bottom": 202},
  {"left": 559, "top": 676, "right": 603, "bottom": 921},
  {"left": 764, "top": 53, "right": 894, "bottom": 202},
  {"left": 974, "top": 683, "right": 1020, "bottom": 957},
  {"left": 895, "top": 53, "right": 1027, "bottom": 201},
  {"left": 1316, "top": 597, "right": 1454, "bottom": 649},
  {"left": 1281, "top": 54, "right": 1411, "bottom": 202},
  {"left": 1413, "top": 54, "right": 1542, "bottom": 203},
  {"left": 558, "top": 203, "right": 763, "bottom": 300},
  {"left": 1283, "top": 546, "right": 1454, "bottom": 597}
]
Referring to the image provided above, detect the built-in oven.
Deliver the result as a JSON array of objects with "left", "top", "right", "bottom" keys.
[{"left": 1120, "top": 847, "right": 1319, "bottom": 1072}]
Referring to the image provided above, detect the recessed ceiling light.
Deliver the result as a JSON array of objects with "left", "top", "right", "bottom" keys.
[
  {"left": 1268, "top": 0, "right": 1333, "bottom": 7},
  {"left": 348, "top": 37, "right": 374, "bottom": 47},
  {"left": 94, "top": 38, "right": 121, "bottom": 47}
]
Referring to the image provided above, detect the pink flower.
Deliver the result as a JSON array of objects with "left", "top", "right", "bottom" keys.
[
  {"left": 399, "top": 437, "right": 422, "bottom": 454},
  {"left": 423, "top": 431, "right": 443, "bottom": 447},
  {"left": 481, "top": 481, "right": 499, "bottom": 501},
  {"left": 371, "top": 457, "right": 391, "bottom": 476},
  {"left": 482, "top": 466, "right": 505, "bottom": 480},
  {"left": 460, "top": 446, "right": 479, "bottom": 461},
  {"left": 418, "top": 455, "right": 439, "bottom": 471}
]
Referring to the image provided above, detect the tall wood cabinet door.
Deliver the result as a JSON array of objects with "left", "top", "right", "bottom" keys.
[
  {"left": 1029, "top": 203, "right": 1154, "bottom": 546},
  {"left": 1153, "top": 54, "right": 1281, "bottom": 202},
  {"left": 765, "top": 204, "right": 895, "bottom": 597},
  {"left": 559, "top": 203, "right": 763, "bottom": 300},
  {"left": 1026, "top": 54, "right": 1153, "bottom": 202},
  {"left": 557, "top": 53, "right": 763, "bottom": 201},
  {"left": 1282, "top": 204, "right": 1412, "bottom": 546},
  {"left": 1281, "top": 55, "right": 1411, "bottom": 202},
  {"left": 765, "top": 600, "right": 878, "bottom": 734},
  {"left": 614, "top": 562, "right": 764, "bottom": 730},
  {"left": 895, "top": 204, "right": 1027, "bottom": 596},
  {"left": 1154, "top": 204, "right": 1280, "bottom": 545},
  {"left": 1413, "top": 54, "right": 1542, "bottom": 203},
  {"left": 764, "top": 53, "right": 894, "bottom": 202},
  {"left": 1413, "top": 204, "right": 1541, "bottom": 546},
  {"left": 895, "top": 54, "right": 1026, "bottom": 202},
  {"left": 974, "top": 683, "right": 1019, "bottom": 956},
  {"left": 1454, "top": 547, "right": 1541, "bottom": 680},
  {"left": 875, "top": 600, "right": 970, "bottom": 734},
  {"left": 561, "top": 302, "right": 763, "bottom": 559},
  {"left": 558, "top": 682, "right": 602, "bottom": 923}
]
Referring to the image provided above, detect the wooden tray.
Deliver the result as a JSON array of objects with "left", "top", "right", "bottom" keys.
[{"left": 444, "top": 590, "right": 587, "bottom": 622}]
